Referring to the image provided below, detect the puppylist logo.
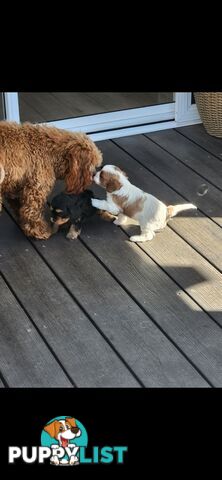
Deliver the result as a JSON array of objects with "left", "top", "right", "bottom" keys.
[{"left": 8, "top": 416, "right": 128, "bottom": 465}]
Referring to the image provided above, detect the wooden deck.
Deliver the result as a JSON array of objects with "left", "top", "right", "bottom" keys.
[{"left": 0, "top": 124, "right": 222, "bottom": 388}]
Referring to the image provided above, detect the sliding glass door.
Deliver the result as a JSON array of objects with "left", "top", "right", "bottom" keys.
[
  {"left": 18, "top": 92, "right": 174, "bottom": 122},
  {"left": 2, "top": 93, "right": 200, "bottom": 140}
]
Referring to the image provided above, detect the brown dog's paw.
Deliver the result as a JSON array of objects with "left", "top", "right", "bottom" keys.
[
  {"left": 51, "top": 223, "right": 59, "bottom": 235},
  {"left": 22, "top": 222, "right": 53, "bottom": 240}
]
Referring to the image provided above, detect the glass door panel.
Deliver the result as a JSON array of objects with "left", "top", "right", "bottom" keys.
[{"left": 18, "top": 92, "right": 174, "bottom": 123}]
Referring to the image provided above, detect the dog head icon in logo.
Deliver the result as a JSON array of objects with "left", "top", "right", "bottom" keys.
[{"left": 41, "top": 416, "right": 88, "bottom": 466}]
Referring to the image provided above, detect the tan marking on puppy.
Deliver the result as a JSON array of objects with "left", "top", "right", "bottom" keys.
[
  {"left": 100, "top": 171, "right": 122, "bottom": 193},
  {"left": 124, "top": 197, "right": 145, "bottom": 217},
  {"left": 166, "top": 205, "right": 174, "bottom": 219},
  {"left": 112, "top": 194, "right": 145, "bottom": 217},
  {"left": 112, "top": 194, "right": 128, "bottom": 209},
  {"left": 53, "top": 217, "right": 70, "bottom": 225}
]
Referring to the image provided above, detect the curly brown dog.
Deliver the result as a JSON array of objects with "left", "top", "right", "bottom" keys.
[{"left": 0, "top": 121, "right": 102, "bottom": 239}]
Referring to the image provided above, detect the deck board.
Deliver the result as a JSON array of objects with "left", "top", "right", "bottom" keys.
[
  {"left": 175, "top": 125, "right": 222, "bottom": 161},
  {"left": 115, "top": 134, "right": 222, "bottom": 226},
  {"left": 146, "top": 129, "right": 222, "bottom": 190},
  {"left": 0, "top": 274, "right": 72, "bottom": 387},
  {"left": 0, "top": 211, "right": 138, "bottom": 387},
  {"left": 0, "top": 123, "right": 222, "bottom": 387},
  {"left": 0, "top": 378, "right": 5, "bottom": 388},
  {"left": 114, "top": 136, "right": 222, "bottom": 271},
  {"left": 30, "top": 221, "right": 206, "bottom": 387},
  {"left": 106, "top": 140, "right": 222, "bottom": 318},
  {"left": 79, "top": 216, "right": 222, "bottom": 387}
]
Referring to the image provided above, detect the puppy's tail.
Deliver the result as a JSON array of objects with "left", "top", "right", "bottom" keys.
[
  {"left": 167, "top": 203, "right": 197, "bottom": 219},
  {"left": 0, "top": 163, "right": 5, "bottom": 184}
]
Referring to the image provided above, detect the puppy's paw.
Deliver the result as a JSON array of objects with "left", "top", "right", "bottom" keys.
[
  {"left": 91, "top": 198, "right": 101, "bottom": 209},
  {"left": 66, "top": 232, "right": 79, "bottom": 240},
  {"left": 129, "top": 235, "right": 139, "bottom": 242},
  {"left": 130, "top": 233, "right": 154, "bottom": 242},
  {"left": 113, "top": 218, "right": 122, "bottom": 226},
  {"left": 66, "top": 227, "right": 80, "bottom": 240}
]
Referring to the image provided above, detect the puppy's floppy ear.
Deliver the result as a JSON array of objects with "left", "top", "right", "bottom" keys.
[
  {"left": 100, "top": 171, "right": 122, "bottom": 193},
  {"left": 65, "top": 141, "right": 102, "bottom": 194},
  {"left": 44, "top": 421, "right": 58, "bottom": 438}
]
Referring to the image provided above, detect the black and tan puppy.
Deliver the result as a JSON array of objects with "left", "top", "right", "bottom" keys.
[{"left": 50, "top": 190, "right": 115, "bottom": 240}]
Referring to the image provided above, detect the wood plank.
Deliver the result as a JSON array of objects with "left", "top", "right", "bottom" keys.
[
  {"left": 176, "top": 124, "right": 222, "bottom": 161},
  {"left": 78, "top": 215, "right": 222, "bottom": 386},
  {"left": 126, "top": 225, "right": 222, "bottom": 327},
  {"left": 80, "top": 141, "right": 221, "bottom": 382},
  {"left": 96, "top": 140, "right": 222, "bottom": 326},
  {"left": 146, "top": 129, "right": 222, "bottom": 190},
  {"left": 114, "top": 135, "right": 222, "bottom": 271},
  {"left": 119, "top": 133, "right": 222, "bottom": 226},
  {"left": 79, "top": 214, "right": 222, "bottom": 386},
  {"left": 0, "top": 211, "right": 137, "bottom": 387},
  {"left": 0, "top": 275, "right": 72, "bottom": 387},
  {"left": 48, "top": 186, "right": 221, "bottom": 386},
  {"left": 0, "top": 377, "right": 5, "bottom": 388},
  {"left": 28, "top": 197, "right": 208, "bottom": 387}
]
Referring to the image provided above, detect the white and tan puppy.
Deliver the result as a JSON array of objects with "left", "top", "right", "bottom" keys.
[{"left": 92, "top": 165, "right": 197, "bottom": 242}]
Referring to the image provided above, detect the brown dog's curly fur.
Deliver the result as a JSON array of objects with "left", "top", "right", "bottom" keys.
[{"left": 0, "top": 121, "right": 102, "bottom": 239}]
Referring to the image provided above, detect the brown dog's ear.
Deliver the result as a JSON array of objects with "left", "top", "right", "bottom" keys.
[
  {"left": 44, "top": 421, "right": 57, "bottom": 438},
  {"left": 65, "top": 142, "right": 102, "bottom": 194}
]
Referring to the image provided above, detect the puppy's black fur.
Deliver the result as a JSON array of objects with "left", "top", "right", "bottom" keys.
[
  {"left": 50, "top": 190, "right": 97, "bottom": 239},
  {"left": 51, "top": 190, "right": 96, "bottom": 224},
  {"left": 50, "top": 189, "right": 116, "bottom": 240}
]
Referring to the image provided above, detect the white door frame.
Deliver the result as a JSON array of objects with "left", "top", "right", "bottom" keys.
[
  {"left": 175, "top": 92, "right": 200, "bottom": 125},
  {"left": 2, "top": 92, "right": 201, "bottom": 141}
]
